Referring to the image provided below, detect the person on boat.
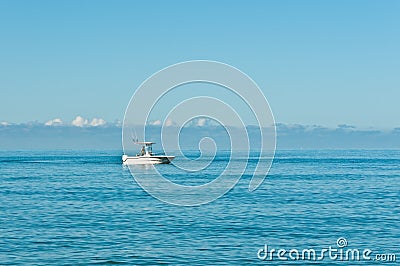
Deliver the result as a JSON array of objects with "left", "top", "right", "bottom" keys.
[{"left": 141, "top": 146, "right": 145, "bottom": 156}]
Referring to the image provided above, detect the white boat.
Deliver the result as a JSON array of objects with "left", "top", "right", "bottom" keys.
[{"left": 122, "top": 141, "right": 175, "bottom": 165}]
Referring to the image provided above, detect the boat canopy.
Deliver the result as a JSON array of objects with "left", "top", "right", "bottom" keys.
[{"left": 135, "top": 141, "right": 155, "bottom": 145}]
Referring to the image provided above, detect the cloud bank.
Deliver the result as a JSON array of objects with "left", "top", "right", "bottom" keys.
[
  {"left": 32, "top": 116, "right": 110, "bottom": 128},
  {"left": 0, "top": 118, "right": 399, "bottom": 150}
]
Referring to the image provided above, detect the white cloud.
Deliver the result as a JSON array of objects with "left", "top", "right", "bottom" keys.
[
  {"left": 165, "top": 118, "right": 175, "bottom": 127},
  {"left": 0, "top": 121, "right": 10, "bottom": 126},
  {"left": 71, "top": 116, "right": 106, "bottom": 127},
  {"left": 44, "top": 118, "right": 63, "bottom": 126},
  {"left": 114, "top": 119, "right": 122, "bottom": 127},
  {"left": 197, "top": 118, "right": 206, "bottom": 127},
  {"left": 148, "top": 118, "right": 176, "bottom": 127},
  {"left": 149, "top": 120, "right": 162, "bottom": 126},
  {"left": 183, "top": 117, "right": 219, "bottom": 127},
  {"left": 90, "top": 118, "right": 106, "bottom": 127},
  {"left": 71, "top": 116, "right": 89, "bottom": 127}
]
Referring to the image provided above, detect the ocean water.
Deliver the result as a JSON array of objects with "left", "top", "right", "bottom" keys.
[{"left": 0, "top": 150, "right": 399, "bottom": 265}]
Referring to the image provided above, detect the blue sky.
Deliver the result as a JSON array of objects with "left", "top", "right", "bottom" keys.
[{"left": 1, "top": 1, "right": 399, "bottom": 128}]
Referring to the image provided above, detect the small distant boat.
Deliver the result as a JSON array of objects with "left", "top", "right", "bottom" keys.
[{"left": 122, "top": 141, "right": 175, "bottom": 165}]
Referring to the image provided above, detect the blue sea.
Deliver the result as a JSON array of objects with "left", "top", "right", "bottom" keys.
[{"left": 0, "top": 150, "right": 399, "bottom": 265}]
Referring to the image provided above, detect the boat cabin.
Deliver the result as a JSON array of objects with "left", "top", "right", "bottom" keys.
[{"left": 136, "top": 142, "right": 155, "bottom": 156}]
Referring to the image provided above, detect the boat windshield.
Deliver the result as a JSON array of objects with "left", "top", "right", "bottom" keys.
[
  {"left": 145, "top": 144, "right": 152, "bottom": 155},
  {"left": 140, "top": 144, "right": 152, "bottom": 155}
]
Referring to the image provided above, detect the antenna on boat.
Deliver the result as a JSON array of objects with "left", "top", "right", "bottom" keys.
[{"left": 130, "top": 128, "right": 139, "bottom": 143}]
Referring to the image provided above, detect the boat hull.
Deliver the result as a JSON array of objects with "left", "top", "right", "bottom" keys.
[{"left": 122, "top": 155, "right": 174, "bottom": 165}]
